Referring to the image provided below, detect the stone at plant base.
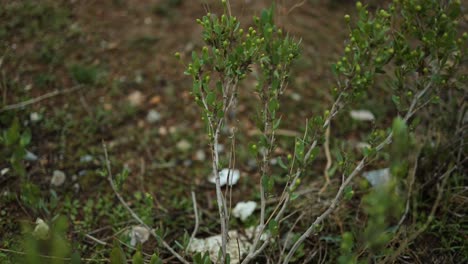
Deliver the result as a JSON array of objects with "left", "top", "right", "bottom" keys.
[
  {"left": 129, "top": 226, "right": 150, "bottom": 246},
  {"left": 350, "top": 109, "right": 375, "bottom": 121},
  {"left": 233, "top": 201, "right": 257, "bottom": 222},
  {"left": 176, "top": 139, "right": 191, "bottom": 152},
  {"left": 363, "top": 168, "right": 391, "bottom": 187},
  {"left": 146, "top": 109, "right": 161, "bottom": 123},
  {"left": 32, "top": 218, "right": 49, "bottom": 240},
  {"left": 51, "top": 170, "right": 66, "bottom": 187},
  {"left": 188, "top": 230, "right": 252, "bottom": 264},
  {"left": 209, "top": 169, "right": 240, "bottom": 187}
]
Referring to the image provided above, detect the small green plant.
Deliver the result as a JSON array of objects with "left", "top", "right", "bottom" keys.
[
  {"left": 0, "top": 117, "right": 30, "bottom": 177},
  {"left": 69, "top": 63, "right": 104, "bottom": 85}
]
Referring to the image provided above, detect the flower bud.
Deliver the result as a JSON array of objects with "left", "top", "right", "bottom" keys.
[{"left": 344, "top": 14, "right": 351, "bottom": 22}]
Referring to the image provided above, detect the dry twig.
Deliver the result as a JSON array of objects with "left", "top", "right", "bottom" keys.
[{"left": 0, "top": 85, "right": 82, "bottom": 112}]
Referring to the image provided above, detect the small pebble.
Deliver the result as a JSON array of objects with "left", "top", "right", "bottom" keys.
[
  {"left": 195, "top": 149, "right": 206, "bottom": 161},
  {"left": 159, "top": 127, "right": 168, "bottom": 136},
  {"left": 25, "top": 151, "right": 38, "bottom": 161},
  {"left": 51, "top": 170, "right": 66, "bottom": 187},
  {"left": 80, "top": 155, "right": 93, "bottom": 163},
  {"left": 146, "top": 109, "right": 161, "bottom": 123},
  {"left": 1, "top": 168, "right": 10, "bottom": 176},
  {"left": 290, "top": 92, "right": 301, "bottom": 101},
  {"left": 216, "top": 144, "right": 225, "bottom": 153},
  {"left": 144, "top": 17, "right": 152, "bottom": 25},
  {"left": 73, "top": 183, "right": 80, "bottom": 193},
  {"left": 350, "top": 110, "right": 375, "bottom": 121},
  {"left": 30, "top": 112, "right": 41, "bottom": 122},
  {"left": 177, "top": 140, "right": 191, "bottom": 152},
  {"left": 127, "top": 90, "right": 145, "bottom": 106}
]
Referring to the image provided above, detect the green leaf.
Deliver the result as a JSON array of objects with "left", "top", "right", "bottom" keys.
[
  {"left": 391, "top": 95, "right": 400, "bottom": 107},
  {"left": 5, "top": 118, "right": 20, "bottom": 145},
  {"left": 262, "top": 175, "right": 274, "bottom": 192},
  {"left": 20, "top": 129, "right": 32, "bottom": 147},
  {"left": 149, "top": 254, "right": 163, "bottom": 264},
  {"left": 206, "top": 91, "right": 215, "bottom": 106},
  {"left": 273, "top": 117, "right": 281, "bottom": 130},
  {"left": 268, "top": 219, "right": 279, "bottom": 236},
  {"left": 110, "top": 242, "right": 127, "bottom": 264},
  {"left": 132, "top": 250, "right": 144, "bottom": 264},
  {"left": 277, "top": 157, "right": 288, "bottom": 170},
  {"left": 268, "top": 98, "right": 279, "bottom": 114},
  {"left": 344, "top": 186, "right": 354, "bottom": 200},
  {"left": 70, "top": 252, "right": 82, "bottom": 264}
]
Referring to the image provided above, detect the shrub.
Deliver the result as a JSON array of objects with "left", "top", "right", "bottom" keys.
[{"left": 181, "top": 0, "right": 466, "bottom": 263}]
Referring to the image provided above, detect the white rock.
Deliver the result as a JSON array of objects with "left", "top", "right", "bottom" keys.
[
  {"left": 233, "top": 201, "right": 257, "bottom": 221},
  {"left": 363, "top": 168, "right": 391, "bottom": 187},
  {"left": 176, "top": 139, "right": 191, "bottom": 152},
  {"left": 350, "top": 110, "right": 375, "bottom": 121},
  {"left": 144, "top": 17, "right": 152, "bottom": 25},
  {"left": 80, "top": 155, "right": 93, "bottom": 163},
  {"left": 127, "top": 90, "right": 145, "bottom": 106},
  {"left": 269, "top": 158, "right": 278, "bottom": 165},
  {"left": 30, "top": 112, "right": 41, "bottom": 122},
  {"left": 73, "top": 183, "right": 80, "bottom": 193},
  {"left": 51, "top": 170, "right": 66, "bottom": 186},
  {"left": 129, "top": 226, "right": 150, "bottom": 246},
  {"left": 216, "top": 143, "right": 225, "bottom": 153},
  {"left": 188, "top": 230, "right": 251, "bottom": 264},
  {"left": 32, "top": 218, "right": 49, "bottom": 240},
  {"left": 24, "top": 151, "right": 38, "bottom": 161},
  {"left": 195, "top": 149, "right": 206, "bottom": 161},
  {"left": 158, "top": 126, "right": 168, "bottom": 136},
  {"left": 146, "top": 109, "right": 161, "bottom": 123},
  {"left": 1, "top": 168, "right": 9, "bottom": 176},
  {"left": 290, "top": 92, "right": 301, "bottom": 101},
  {"left": 209, "top": 169, "right": 240, "bottom": 187}
]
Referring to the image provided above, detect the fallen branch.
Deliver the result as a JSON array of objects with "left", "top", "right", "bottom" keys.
[{"left": 0, "top": 85, "right": 82, "bottom": 112}]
